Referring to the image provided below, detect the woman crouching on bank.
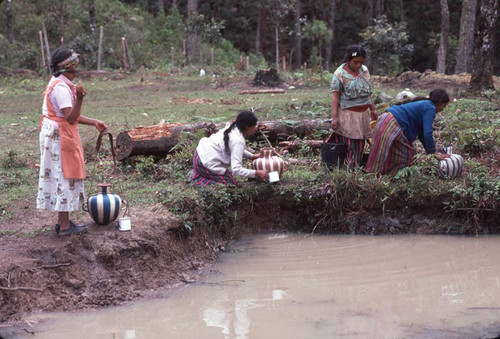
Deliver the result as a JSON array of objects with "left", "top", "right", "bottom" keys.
[
  {"left": 187, "top": 111, "right": 269, "bottom": 187},
  {"left": 364, "top": 88, "right": 451, "bottom": 176},
  {"left": 37, "top": 47, "right": 107, "bottom": 236}
]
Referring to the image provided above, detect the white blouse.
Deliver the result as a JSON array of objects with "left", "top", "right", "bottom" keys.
[
  {"left": 196, "top": 126, "right": 256, "bottom": 178},
  {"left": 42, "top": 75, "right": 74, "bottom": 118}
]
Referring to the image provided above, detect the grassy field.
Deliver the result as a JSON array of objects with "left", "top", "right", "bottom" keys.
[{"left": 0, "top": 69, "right": 499, "bottom": 234}]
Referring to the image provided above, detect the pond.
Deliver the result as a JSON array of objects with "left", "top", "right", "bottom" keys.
[{"left": 17, "top": 234, "right": 500, "bottom": 338}]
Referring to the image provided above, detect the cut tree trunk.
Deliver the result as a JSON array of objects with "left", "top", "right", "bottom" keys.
[
  {"left": 114, "top": 119, "right": 330, "bottom": 160},
  {"left": 115, "top": 122, "right": 217, "bottom": 161}
]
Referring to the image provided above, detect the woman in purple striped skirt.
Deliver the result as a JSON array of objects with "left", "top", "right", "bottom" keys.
[
  {"left": 187, "top": 111, "right": 269, "bottom": 187},
  {"left": 365, "top": 89, "right": 451, "bottom": 175}
]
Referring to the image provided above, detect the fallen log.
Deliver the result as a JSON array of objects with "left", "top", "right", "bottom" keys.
[
  {"left": 239, "top": 89, "right": 285, "bottom": 95},
  {"left": 114, "top": 119, "right": 330, "bottom": 160},
  {"left": 255, "top": 119, "right": 330, "bottom": 142},
  {"left": 115, "top": 121, "right": 218, "bottom": 160},
  {"left": 278, "top": 139, "right": 323, "bottom": 152}
]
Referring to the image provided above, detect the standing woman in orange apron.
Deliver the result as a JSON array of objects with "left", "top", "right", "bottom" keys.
[{"left": 37, "top": 48, "right": 107, "bottom": 236}]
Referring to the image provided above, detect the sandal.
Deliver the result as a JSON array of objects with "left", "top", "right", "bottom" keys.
[{"left": 58, "top": 221, "right": 89, "bottom": 236}]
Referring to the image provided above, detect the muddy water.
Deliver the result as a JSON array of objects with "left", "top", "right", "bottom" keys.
[{"left": 22, "top": 234, "right": 500, "bottom": 338}]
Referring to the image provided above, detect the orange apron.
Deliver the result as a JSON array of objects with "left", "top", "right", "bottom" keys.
[{"left": 39, "top": 80, "right": 86, "bottom": 179}]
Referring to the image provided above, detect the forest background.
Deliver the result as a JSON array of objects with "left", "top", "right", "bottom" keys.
[{"left": 0, "top": 0, "right": 499, "bottom": 84}]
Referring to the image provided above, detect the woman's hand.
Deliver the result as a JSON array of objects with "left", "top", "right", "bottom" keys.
[
  {"left": 75, "top": 84, "right": 86, "bottom": 100},
  {"left": 331, "top": 116, "right": 340, "bottom": 130},
  {"left": 435, "top": 152, "right": 451, "bottom": 161},
  {"left": 252, "top": 153, "right": 264, "bottom": 160},
  {"left": 370, "top": 110, "right": 378, "bottom": 121},
  {"left": 94, "top": 119, "right": 107, "bottom": 132},
  {"left": 255, "top": 170, "right": 269, "bottom": 181}
]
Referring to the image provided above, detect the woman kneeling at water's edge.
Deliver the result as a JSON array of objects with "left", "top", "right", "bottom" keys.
[
  {"left": 330, "top": 45, "right": 378, "bottom": 167},
  {"left": 187, "top": 111, "right": 269, "bottom": 187},
  {"left": 37, "top": 47, "right": 107, "bottom": 236},
  {"left": 364, "top": 89, "right": 451, "bottom": 176}
]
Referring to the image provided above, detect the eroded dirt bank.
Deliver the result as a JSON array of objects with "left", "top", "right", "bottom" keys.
[{"left": 1, "top": 184, "right": 497, "bottom": 336}]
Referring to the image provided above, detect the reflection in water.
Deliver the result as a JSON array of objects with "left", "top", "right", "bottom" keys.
[
  {"left": 203, "top": 289, "right": 287, "bottom": 339},
  {"left": 10, "top": 234, "right": 500, "bottom": 339}
]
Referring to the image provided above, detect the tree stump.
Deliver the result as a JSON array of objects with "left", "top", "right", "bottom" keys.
[{"left": 252, "top": 68, "right": 282, "bottom": 87}]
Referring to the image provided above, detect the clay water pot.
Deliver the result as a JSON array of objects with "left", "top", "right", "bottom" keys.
[
  {"left": 252, "top": 148, "right": 286, "bottom": 177},
  {"left": 82, "top": 183, "right": 124, "bottom": 225}
]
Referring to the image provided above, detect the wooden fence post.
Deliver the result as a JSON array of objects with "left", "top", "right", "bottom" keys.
[
  {"left": 211, "top": 48, "right": 214, "bottom": 67},
  {"left": 246, "top": 56, "right": 250, "bottom": 70},
  {"left": 97, "top": 26, "right": 103, "bottom": 71},
  {"left": 39, "top": 31, "right": 47, "bottom": 73},
  {"left": 182, "top": 39, "right": 188, "bottom": 66},
  {"left": 121, "top": 36, "right": 132, "bottom": 71},
  {"left": 282, "top": 55, "right": 286, "bottom": 72},
  {"left": 171, "top": 46, "right": 175, "bottom": 66},
  {"left": 42, "top": 22, "right": 51, "bottom": 69}
]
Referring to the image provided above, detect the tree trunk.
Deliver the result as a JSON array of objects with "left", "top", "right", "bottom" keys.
[
  {"left": 148, "top": 0, "right": 159, "bottom": 18},
  {"left": 256, "top": 6, "right": 262, "bottom": 55},
  {"left": 59, "top": 4, "right": 65, "bottom": 46},
  {"left": 367, "top": 0, "right": 374, "bottom": 24},
  {"left": 436, "top": 0, "right": 449, "bottom": 74},
  {"left": 293, "top": 0, "right": 302, "bottom": 70},
  {"left": 186, "top": 0, "right": 199, "bottom": 66},
  {"left": 6, "top": 0, "right": 15, "bottom": 43},
  {"left": 275, "top": 23, "right": 279, "bottom": 69},
  {"left": 115, "top": 119, "right": 331, "bottom": 160},
  {"left": 399, "top": 0, "right": 405, "bottom": 22},
  {"left": 324, "top": 0, "right": 336, "bottom": 71},
  {"left": 375, "top": 0, "right": 384, "bottom": 18},
  {"left": 89, "top": 0, "right": 96, "bottom": 35},
  {"left": 163, "top": 0, "right": 170, "bottom": 16},
  {"left": 115, "top": 122, "right": 217, "bottom": 160},
  {"left": 470, "top": 0, "right": 499, "bottom": 91},
  {"left": 455, "top": 0, "right": 478, "bottom": 74}
]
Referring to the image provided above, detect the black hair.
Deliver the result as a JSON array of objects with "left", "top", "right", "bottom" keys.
[
  {"left": 396, "top": 88, "right": 450, "bottom": 107},
  {"left": 343, "top": 45, "right": 366, "bottom": 63},
  {"left": 223, "top": 110, "right": 258, "bottom": 153},
  {"left": 50, "top": 47, "right": 74, "bottom": 76}
]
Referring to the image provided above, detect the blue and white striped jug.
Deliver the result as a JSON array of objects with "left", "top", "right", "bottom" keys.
[{"left": 82, "top": 183, "right": 123, "bottom": 225}]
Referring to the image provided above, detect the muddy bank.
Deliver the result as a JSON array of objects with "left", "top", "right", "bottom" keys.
[{"left": 1, "top": 184, "right": 496, "bottom": 333}]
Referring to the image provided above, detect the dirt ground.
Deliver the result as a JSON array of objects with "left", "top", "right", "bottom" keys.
[
  {"left": 0, "top": 71, "right": 498, "bottom": 335},
  {"left": 0, "top": 203, "right": 223, "bottom": 330}
]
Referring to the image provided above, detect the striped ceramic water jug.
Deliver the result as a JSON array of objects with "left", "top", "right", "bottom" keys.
[
  {"left": 437, "top": 147, "right": 464, "bottom": 178},
  {"left": 82, "top": 183, "right": 122, "bottom": 225},
  {"left": 252, "top": 148, "right": 286, "bottom": 176}
]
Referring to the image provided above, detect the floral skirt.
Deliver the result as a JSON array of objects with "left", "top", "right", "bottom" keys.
[{"left": 37, "top": 119, "right": 85, "bottom": 212}]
